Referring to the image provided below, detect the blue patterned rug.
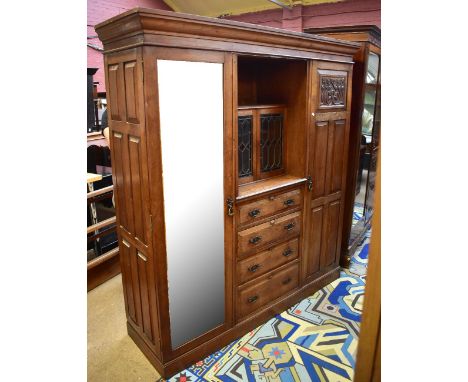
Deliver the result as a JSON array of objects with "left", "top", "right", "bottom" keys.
[
  {"left": 167, "top": 233, "right": 370, "bottom": 382},
  {"left": 352, "top": 202, "right": 364, "bottom": 227}
]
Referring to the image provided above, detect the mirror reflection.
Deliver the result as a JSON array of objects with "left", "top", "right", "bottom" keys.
[
  {"left": 350, "top": 52, "right": 380, "bottom": 245},
  {"left": 157, "top": 59, "right": 225, "bottom": 349}
]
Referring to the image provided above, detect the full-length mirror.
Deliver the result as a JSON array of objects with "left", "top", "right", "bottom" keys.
[{"left": 157, "top": 59, "right": 225, "bottom": 349}]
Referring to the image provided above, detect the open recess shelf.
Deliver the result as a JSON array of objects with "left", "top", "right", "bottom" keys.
[{"left": 237, "top": 174, "right": 307, "bottom": 201}]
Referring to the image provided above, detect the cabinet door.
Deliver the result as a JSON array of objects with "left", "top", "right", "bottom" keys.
[
  {"left": 155, "top": 50, "right": 234, "bottom": 353},
  {"left": 304, "top": 61, "right": 352, "bottom": 280}
]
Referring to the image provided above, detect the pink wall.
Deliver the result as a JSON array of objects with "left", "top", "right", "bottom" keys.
[
  {"left": 226, "top": 0, "right": 381, "bottom": 32},
  {"left": 87, "top": 0, "right": 172, "bottom": 92}
]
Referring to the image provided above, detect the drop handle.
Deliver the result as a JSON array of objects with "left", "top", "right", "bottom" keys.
[
  {"left": 227, "top": 198, "right": 234, "bottom": 217},
  {"left": 247, "top": 295, "right": 258, "bottom": 303},
  {"left": 284, "top": 222, "right": 295, "bottom": 231},
  {"left": 282, "top": 277, "right": 292, "bottom": 285},
  {"left": 284, "top": 199, "right": 295, "bottom": 206},
  {"left": 283, "top": 248, "right": 293, "bottom": 257},
  {"left": 248, "top": 209, "right": 261, "bottom": 218},
  {"left": 249, "top": 236, "right": 262, "bottom": 245},
  {"left": 248, "top": 264, "right": 261, "bottom": 273}
]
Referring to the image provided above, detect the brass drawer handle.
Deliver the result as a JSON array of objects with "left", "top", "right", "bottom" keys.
[
  {"left": 284, "top": 222, "right": 295, "bottom": 231},
  {"left": 248, "top": 209, "right": 261, "bottom": 218},
  {"left": 282, "top": 277, "right": 292, "bottom": 285},
  {"left": 283, "top": 248, "right": 293, "bottom": 257},
  {"left": 284, "top": 199, "right": 295, "bottom": 206},
  {"left": 248, "top": 264, "right": 261, "bottom": 273},
  {"left": 247, "top": 295, "right": 258, "bottom": 303},
  {"left": 249, "top": 236, "right": 262, "bottom": 245}
]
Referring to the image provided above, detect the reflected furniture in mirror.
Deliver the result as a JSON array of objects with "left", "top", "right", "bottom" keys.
[
  {"left": 96, "top": 9, "right": 359, "bottom": 379},
  {"left": 304, "top": 25, "right": 381, "bottom": 266}
]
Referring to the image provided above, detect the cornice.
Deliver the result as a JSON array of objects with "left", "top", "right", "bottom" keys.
[
  {"left": 304, "top": 25, "right": 381, "bottom": 47},
  {"left": 95, "top": 8, "right": 360, "bottom": 57}
]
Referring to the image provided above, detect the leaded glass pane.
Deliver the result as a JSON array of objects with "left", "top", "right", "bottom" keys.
[
  {"left": 238, "top": 115, "right": 253, "bottom": 178},
  {"left": 260, "top": 113, "right": 283, "bottom": 172}
]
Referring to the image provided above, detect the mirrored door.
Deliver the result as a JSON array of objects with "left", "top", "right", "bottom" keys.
[{"left": 157, "top": 59, "right": 226, "bottom": 349}]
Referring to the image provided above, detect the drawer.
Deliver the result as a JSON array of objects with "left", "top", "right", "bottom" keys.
[
  {"left": 237, "top": 238, "right": 299, "bottom": 284},
  {"left": 238, "top": 188, "right": 303, "bottom": 226},
  {"left": 237, "top": 262, "right": 299, "bottom": 319},
  {"left": 238, "top": 211, "right": 301, "bottom": 255}
]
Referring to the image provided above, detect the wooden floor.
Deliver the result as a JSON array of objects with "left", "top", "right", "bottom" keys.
[{"left": 87, "top": 274, "right": 161, "bottom": 381}]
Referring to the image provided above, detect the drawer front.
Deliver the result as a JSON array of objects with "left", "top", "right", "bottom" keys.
[
  {"left": 237, "top": 262, "right": 299, "bottom": 319},
  {"left": 238, "top": 189, "right": 302, "bottom": 225},
  {"left": 237, "top": 238, "right": 299, "bottom": 284},
  {"left": 238, "top": 212, "right": 301, "bottom": 255}
]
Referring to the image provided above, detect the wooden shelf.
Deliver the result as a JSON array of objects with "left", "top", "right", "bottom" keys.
[
  {"left": 238, "top": 104, "right": 286, "bottom": 110},
  {"left": 237, "top": 174, "right": 307, "bottom": 201}
]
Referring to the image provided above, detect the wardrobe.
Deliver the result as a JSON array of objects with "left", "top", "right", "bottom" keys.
[{"left": 96, "top": 8, "right": 359, "bottom": 378}]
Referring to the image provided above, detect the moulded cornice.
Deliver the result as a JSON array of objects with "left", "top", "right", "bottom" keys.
[
  {"left": 304, "top": 25, "right": 381, "bottom": 47},
  {"left": 95, "top": 8, "right": 360, "bottom": 57}
]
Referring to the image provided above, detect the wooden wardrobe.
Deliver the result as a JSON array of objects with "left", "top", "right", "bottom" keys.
[{"left": 96, "top": 8, "right": 359, "bottom": 378}]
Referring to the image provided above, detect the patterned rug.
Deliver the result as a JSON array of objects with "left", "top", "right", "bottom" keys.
[
  {"left": 167, "top": 234, "right": 370, "bottom": 382},
  {"left": 352, "top": 202, "right": 364, "bottom": 227}
]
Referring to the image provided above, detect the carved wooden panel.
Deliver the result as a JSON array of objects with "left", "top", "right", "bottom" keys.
[
  {"left": 128, "top": 136, "right": 148, "bottom": 245},
  {"left": 111, "top": 131, "right": 149, "bottom": 244},
  {"left": 120, "top": 239, "right": 136, "bottom": 323},
  {"left": 136, "top": 249, "right": 153, "bottom": 342},
  {"left": 324, "top": 201, "right": 341, "bottom": 267},
  {"left": 306, "top": 206, "right": 323, "bottom": 277},
  {"left": 128, "top": 241, "right": 143, "bottom": 328},
  {"left": 111, "top": 132, "right": 130, "bottom": 231},
  {"left": 318, "top": 70, "right": 347, "bottom": 110},
  {"left": 124, "top": 61, "right": 139, "bottom": 124},
  {"left": 330, "top": 120, "right": 345, "bottom": 193},
  {"left": 108, "top": 60, "right": 142, "bottom": 124},
  {"left": 107, "top": 55, "right": 150, "bottom": 245},
  {"left": 120, "top": 239, "right": 155, "bottom": 344},
  {"left": 108, "top": 64, "right": 122, "bottom": 121},
  {"left": 312, "top": 121, "right": 329, "bottom": 199}
]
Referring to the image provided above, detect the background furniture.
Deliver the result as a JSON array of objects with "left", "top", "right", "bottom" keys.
[
  {"left": 87, "top": 66, "right": 120, "bottom": 291},
  {"left": 304, "top": 25, "right": 381, "bottom": 266},
  {"left": 96, "top": 8, "right": 358, "bottom": 378},
  {"left": 87, "top": 136, "right": 119, "bottom": 291},
  {"left": 87, "top": 182, "right": 119, "bottom": 291}
]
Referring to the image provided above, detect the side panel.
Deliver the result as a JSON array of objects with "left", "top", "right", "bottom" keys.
[{"left": 104, "top": 48, "right": 161, "bottom": 356}]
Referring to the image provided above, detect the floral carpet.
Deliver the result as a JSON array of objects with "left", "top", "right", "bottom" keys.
[{"left": 167, "top": 233, "right": 370, "bottom": 382}]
